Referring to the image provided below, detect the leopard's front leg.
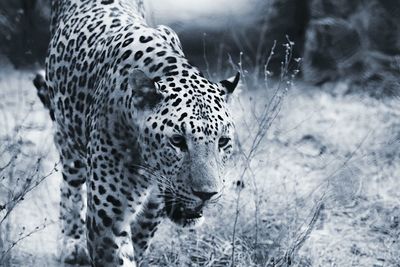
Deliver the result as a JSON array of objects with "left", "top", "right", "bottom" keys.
[
  {"left": 130, "top": 193, "right": 164, "bottom": 265},
  {"left": 86, "top": 199, "right": 136, "bottom": 267},
  {"left": 86, "top": 150, "right": 153, "bottom": 267}
]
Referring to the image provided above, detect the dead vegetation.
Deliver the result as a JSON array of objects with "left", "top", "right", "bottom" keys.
[{"left": 0, "top": 39, "right": 399, "bottom": 266}]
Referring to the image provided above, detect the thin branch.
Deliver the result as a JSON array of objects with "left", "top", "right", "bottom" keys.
[{"left": 0, "top": 221, "right": 51, "bottom": 263}]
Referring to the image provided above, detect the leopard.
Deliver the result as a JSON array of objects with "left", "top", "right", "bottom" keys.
[{"left": 34, "top": 0, "right": 239, "bottom": 266}]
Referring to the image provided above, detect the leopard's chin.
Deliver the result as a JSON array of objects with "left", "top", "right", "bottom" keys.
[
  {"left": 171, "top": 216, "right": 205, "bottom": 228},
  {"left": 164, "top": 201, "right": 205, "bottom": 227}
]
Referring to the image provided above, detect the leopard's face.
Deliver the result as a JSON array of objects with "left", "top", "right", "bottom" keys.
[{"left": 138, "top": 74, "right": 238, "bottom": 226}]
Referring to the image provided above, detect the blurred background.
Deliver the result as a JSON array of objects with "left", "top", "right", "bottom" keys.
[{"left": 0, "top": 0, "right": 399, "bottom": 94}]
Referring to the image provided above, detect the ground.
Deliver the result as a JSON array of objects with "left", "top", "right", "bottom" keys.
[{"left": 0, "top": 61, "right": 399, "bottom": 266}]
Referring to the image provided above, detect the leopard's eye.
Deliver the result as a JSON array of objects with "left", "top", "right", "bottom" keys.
[
  {"left": 170, "top": 134, "right": 187, "bottom": 151},
  {"left": 218, "top": 137, "right": 231, "bottom": 148}
]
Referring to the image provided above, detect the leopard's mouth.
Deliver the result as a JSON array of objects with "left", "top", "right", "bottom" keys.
[{"left": 164, "top": 194, "right": 204, "bottom": 227}]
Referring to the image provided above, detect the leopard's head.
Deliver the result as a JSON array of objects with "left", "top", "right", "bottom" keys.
[{"left": 130, "top": 69, "right": 239, "bottom": 226}]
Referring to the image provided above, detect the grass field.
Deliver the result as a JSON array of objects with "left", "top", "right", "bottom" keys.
[{"left": 0, "top": 58, "right": 399, "bottom": 266}]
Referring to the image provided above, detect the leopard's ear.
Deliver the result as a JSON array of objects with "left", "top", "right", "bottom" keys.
[
  {"left": 219, "top": 72, "right": 240, "bottom": 99},
  {"left": 129, "top": 70, "right": 163, "bottom": 110}
]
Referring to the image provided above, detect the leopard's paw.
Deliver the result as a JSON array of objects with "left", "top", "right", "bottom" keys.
[{"left": 60, "top": 237, "right": 90, "bottom": 265}]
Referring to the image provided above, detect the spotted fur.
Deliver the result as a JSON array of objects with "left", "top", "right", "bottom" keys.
[{"left": 35, "top": 0, "right": 239, "bottom": 266}]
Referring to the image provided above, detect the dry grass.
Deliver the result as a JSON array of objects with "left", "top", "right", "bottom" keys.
[
  {"left": 0, "top": 64, "right": 59, "bottom": 266},
  {"left": 0, "top": 42, "right": 399, "bottom": 266}
]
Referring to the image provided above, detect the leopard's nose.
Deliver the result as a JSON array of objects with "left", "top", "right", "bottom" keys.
[{"left": 192, "top": 188, "right": 218, "bottom": 202}]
